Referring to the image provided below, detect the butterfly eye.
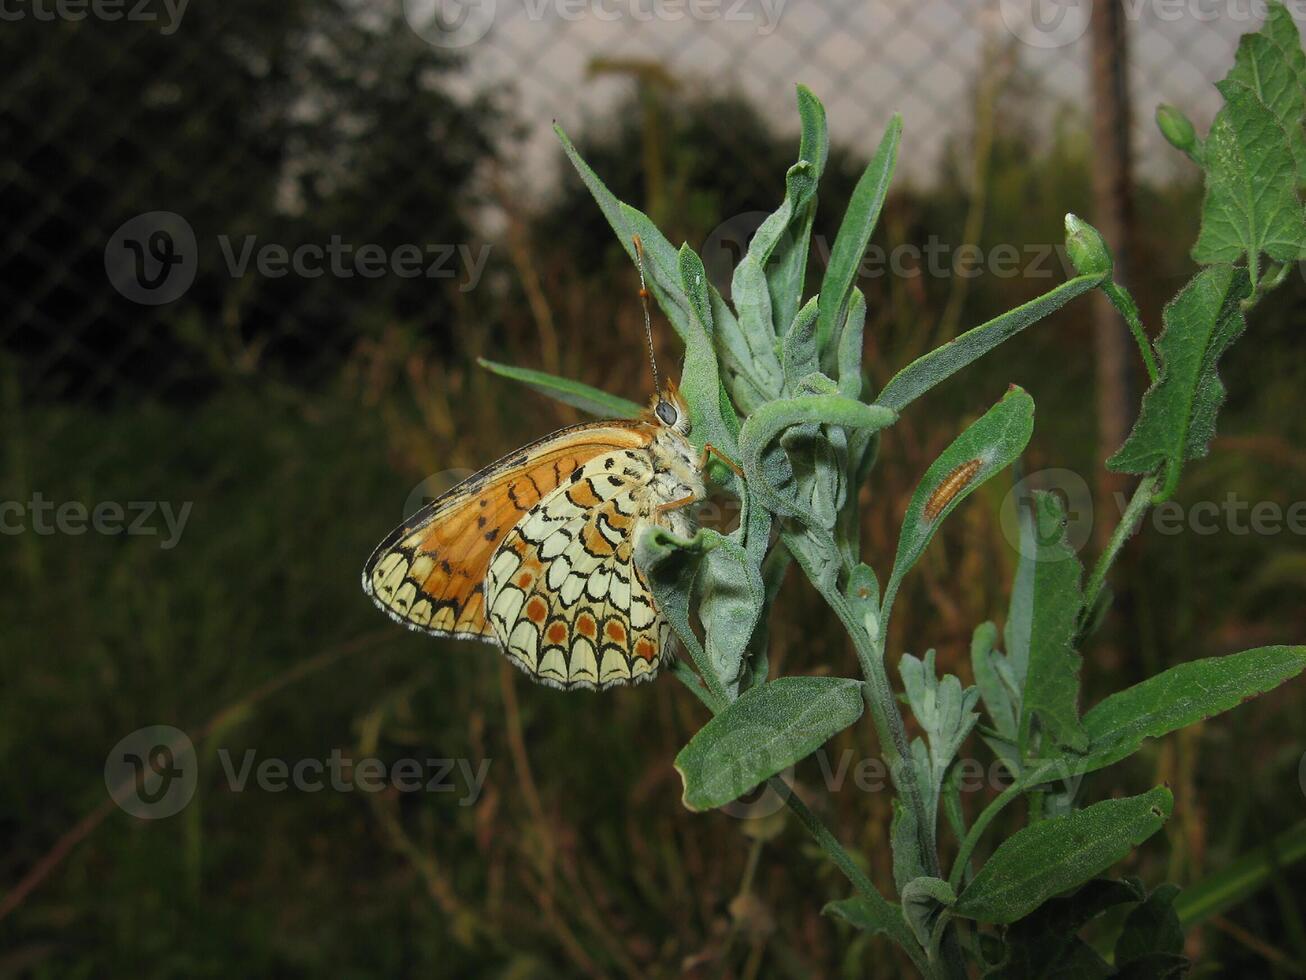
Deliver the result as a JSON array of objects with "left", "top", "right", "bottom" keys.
[{"left": 655, "top": 400, "right": 677, "bottom": 426}]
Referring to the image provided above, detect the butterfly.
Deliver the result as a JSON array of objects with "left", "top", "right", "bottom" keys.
[
  {"left": 363, "top": 239, "right": 739, "bottom": 691},
  {"left": 362, "top": 383, "right": 721, "bottom": 689}
]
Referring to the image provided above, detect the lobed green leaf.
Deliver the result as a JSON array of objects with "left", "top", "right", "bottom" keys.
[
  {"left": 1107, "top": 265, "right": 1250, "bottom": 498},
  {"left": 1014, "top": 491, "right": 1089, "bottom": 755},
  {"left": 1218, "top": 0, "right": 1306, "bottom": 185}
]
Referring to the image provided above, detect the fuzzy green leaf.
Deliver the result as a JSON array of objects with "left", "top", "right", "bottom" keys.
[
  {"left": 836, "top": 287, "right": 868, "bottom": 400},
  {"left": 816, "top": 115, "right": 901, "bottom": 358},
  {"left": 675, "top": 244, "right": 744, "bottom": 468},
  {"left": 986, "top": 878, "right": 1145, "bottom": 979},
  {"left": 1115, "top": 884, "right": 1184, "bottom": 968},
  {"left": 1192, "top": 89, "right": 1306, "bottom": 270},
  {"left": 1107, "top": 266, "right": 1250, "bottom": 498},
  {"left": 954, "top": 787, "right": 1174, "bottom": 924},
  {"left": 781, "top": 296, "right": 820, "bottom": 391},
  {"left": 477, "top": 358, "right": 642, "bottom": 418},
  {"left": 901, "top": 651, "right": 981, "bottom": 844},
  {"left": 1014, "top": 491, "right": 1089, "bottom": 755},
  {"left": 1074, "top": 645, "right": 1306, "bottom": 774},
  {"left": 1218, "top": 1, "right": 1306, "bottom": 186},
  {"left": 875, "top": 275, "right": 1101, "bottom": 413},
  {"left": 901, "top": 876, "right": 957, "bottom": 954},
  {"left": 640, "top": 525, "right": 763, "bottom": 701},
  {"left": 738, "top": 395, "right": 896, "bottom": 520},
  {"left": 972, "top": 621, "right": 1019, "bottom": 744},
  {"left": 762, "top": 85, "right": 829, "bottom": 337},
  {"left": 555, "top": 123, "right": 770, "bottom": 413},
  {"left": 881, "top": 387, "right": 1035, "bottom": 635},
  {"left": 674, "top": 676, "right": 865, "bottom": 810}
]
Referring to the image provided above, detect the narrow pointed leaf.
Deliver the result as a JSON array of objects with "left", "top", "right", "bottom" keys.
[
  {"left": 816, "top": 115, "right": 900, "bottom": 357},
  {"left": 478, "top": 358, "right": 642, "bottom": 418},
  {"left": 881, "top": 387, "right": 1035, "bottom": 633},
  {"left": 875, "top": 275, "right": 1100, "bottom": 412}
]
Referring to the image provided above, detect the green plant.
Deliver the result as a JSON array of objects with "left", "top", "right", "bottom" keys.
[{"left": 483, "top": 6, "right": 1306, "bottom": 976}]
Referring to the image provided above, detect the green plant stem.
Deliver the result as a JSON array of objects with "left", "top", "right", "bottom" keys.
[
  {"left": 799, "top": 562, "right": 968, "bottom": 978},
  {"left": 1102, "top": 281, "right": 1158, "bottom": 384},
  {"left": 1081, "top": 473, "right": 1159, "bottom": 620},
  {"left": 947, "top": 763, "right": 1057, "bottom": 891}
]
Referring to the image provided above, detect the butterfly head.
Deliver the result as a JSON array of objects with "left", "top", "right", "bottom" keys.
[{"left": 647, "top": 380, "right": 692, "bottom": 437}]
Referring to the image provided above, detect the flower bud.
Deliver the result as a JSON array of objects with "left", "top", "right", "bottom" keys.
[
  {"left": 1064, "top": 213, "right": 1113, "bottom": 279},
  {"left": 1156, "top": 104, "right": 1200, "bottom": 159}
]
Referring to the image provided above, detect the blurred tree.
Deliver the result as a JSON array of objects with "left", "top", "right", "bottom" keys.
[{"left": 0, "top": 0, "right": 501, "bottom": 400}]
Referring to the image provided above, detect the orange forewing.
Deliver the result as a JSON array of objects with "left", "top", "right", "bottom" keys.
[{"left": 363, "top": 421, "right": 654, "bottom": 637}]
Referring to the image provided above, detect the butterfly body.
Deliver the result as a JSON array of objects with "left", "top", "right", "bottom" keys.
[{"left": 364, "top": 386, "right": 704, "bottom": 690}]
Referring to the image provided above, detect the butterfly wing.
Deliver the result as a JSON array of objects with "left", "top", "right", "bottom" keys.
[
  {"left": 484, "top": 447, "right": 673, "bottom": 690},
  {"left": 363, "top": 421, "right": 654, "bottom": 638}
]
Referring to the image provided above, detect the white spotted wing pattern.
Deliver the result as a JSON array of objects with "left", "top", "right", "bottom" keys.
[{"left": 364, "top": 384, "right": 705, "bottom": 691}]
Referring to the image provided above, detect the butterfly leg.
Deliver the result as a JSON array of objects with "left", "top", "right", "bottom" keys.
[{"left": 698, "top": 443, "right": 745, "bottom": 480}]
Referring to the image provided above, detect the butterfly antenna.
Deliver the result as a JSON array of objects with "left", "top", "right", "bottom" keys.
[{"left": 632, "top": 235, "right": 663, "bottom": 398}]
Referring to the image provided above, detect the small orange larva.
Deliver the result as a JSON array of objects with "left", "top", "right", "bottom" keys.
[{"left": 924, "top": 458, "right": 983, "bottom": 520}]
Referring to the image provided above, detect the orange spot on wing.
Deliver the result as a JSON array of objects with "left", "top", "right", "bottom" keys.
[
  {"left": 581, "top": 523, "right": 616, "bottom": 557},
  {"left": 547, "top": 622, "right": 568, "bottom": 645},
  {"left": 567, "top": 481, "right": 603, "bottom": 509},
  {"left": 576, "top": 614, "right": 597, "bottom": 639},
  {"left": 526, "top": 598, "right": 548, "bottom": 624},
  {"left": 634, "top": 638, "right": 656, "bottom": 662},
  {"left": 517, "top": 572, "right": 534, "bottom": 588},
  {"left": 605, "top": 620, "right": 626, "bottom": 644}
]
